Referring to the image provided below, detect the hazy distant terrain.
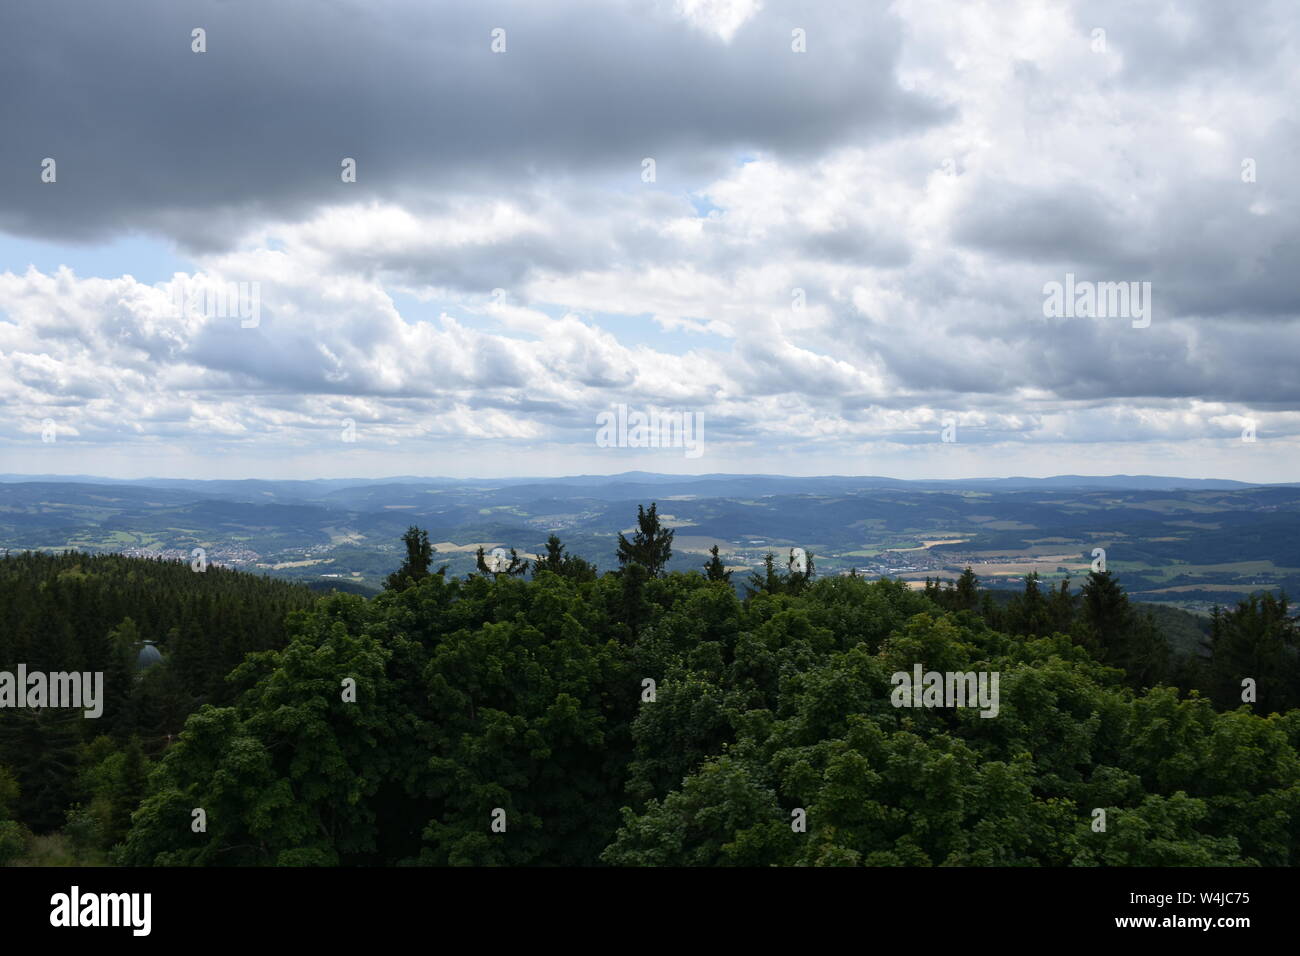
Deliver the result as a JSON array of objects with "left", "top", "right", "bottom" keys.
[{"left": 2, "top": 473, "right": 1296, "bottom": 612}]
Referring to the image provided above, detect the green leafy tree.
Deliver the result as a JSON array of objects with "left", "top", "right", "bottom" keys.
[
  {"left": 101, "top": 618, "right": 142, "bottom": 736},
  {"left": 1077, "top": 570, "right": 1132, "bottom": 656},
  {"left": 122, "top": 593, "right": 412, "bottom": 866},
  {"left": 60, "top": 525, "right": 1298, "bottom": 870},
  {"left": 602, "top": 756, "right": 797, "bottom": 866},
  {"left": 534, "top": 534, "right": 567, "bottom": 574}
]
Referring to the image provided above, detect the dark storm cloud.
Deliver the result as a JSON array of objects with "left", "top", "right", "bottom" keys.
[
  {"left": 950, "top": 180, "right": 1152, "bottom": 271},
  {"left": 0, "top": 0, "right": 943, "bottom": 249},
  {"left": 949, "top": 168, "right": 1300, "bottom": 324}
]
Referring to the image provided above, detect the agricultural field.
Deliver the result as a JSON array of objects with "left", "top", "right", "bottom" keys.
[{"left": 1, "top": 473, "right": 1297, "bottom": 610}]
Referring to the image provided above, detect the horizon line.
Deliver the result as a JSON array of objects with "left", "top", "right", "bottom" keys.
[{"left": 0, "top": 471, "right": 1291, "bottom": 486}]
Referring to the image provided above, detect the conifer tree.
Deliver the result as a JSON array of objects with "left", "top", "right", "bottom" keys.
[
  {"left": 0, "top": 707, "right": 81, "bottom": 832},
  {"left": 616, "top": 503, "right": 674, "bottom": 577},
  {"left": 108, "top": 737, "right": 148, "bottom": 845},
  {"left": 955, "top": 567, "right": 980, "bottom": 611},
  {"left": 385, "top": 526, "right": 436, "bottom": 590},
  {"left": 1048, "top": 576, "right": 1075, "bottom": 634},
  {"left": 1077, "top": 570, "right": 1133, "bottom": 659},
  {"left": 1078, "top": 570, "right": 1170, "bottom": 686},
  {"left": 703, "top": 545, "right": 732, "bottom": 583},
  {"left": 535, "top": 535, "right": 567, "bottom": 575},
  {"left": 1204, "top": 593, "right": 1299, "bottom": 711},
  {"left": 745, "top": 552, "right": 782, "bottom": 597},
  {"left": 786, "top": 549, "right": 815, "bottom": 596},
  {"left": 1007, "top": 572, "right": 1053, "bottom": 636},
  {"left": 532, "top": 535, "right": 596, "bottom": 582},
  {"left": 476, "top": 546, "right": 529, "bottom": 577}
]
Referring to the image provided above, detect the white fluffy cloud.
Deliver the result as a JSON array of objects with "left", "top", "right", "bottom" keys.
[{"left": 1, "top": 0, "right": 1297, "bottom": 480}]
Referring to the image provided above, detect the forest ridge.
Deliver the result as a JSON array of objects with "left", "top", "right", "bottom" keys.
[{"left": 0, "top": 502, "right": 1297, "bottom": 867}]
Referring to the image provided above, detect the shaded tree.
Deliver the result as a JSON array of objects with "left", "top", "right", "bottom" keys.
[
  {"left": 0, "top": 707, "right": 82, "bottom": 832},
  {"left": 385, "top": 526, "right": 438, "bottom": 590},
  {"left": 703, "top": 545, "right": 732, "bottom": 584},
  {"left": 1204, "top": 593, "right": 1300, "bottom": 712},
  {"left": 1006, "top": 572, "right": 1054, "bottom": 637},
  {"left": 1077, "top": 570, "right": 1170, "bottom": 686},
  {"left": 475, "top": 545, "right": 529, "bottom": 577},
  {"left": 955, "top": 566, "right": 980, "bottom": 612},
  {"left": 616, "top": 503, "right": 674, "bottom": 577},
  {"left": 532, "top": 535, "right": 597, "bottom": 582},
  {"left": 745, "top": 553, "right": 783, "bottom": 598},
  {"left": 745, "top": 550, "right": 814, "bottom": 597}
]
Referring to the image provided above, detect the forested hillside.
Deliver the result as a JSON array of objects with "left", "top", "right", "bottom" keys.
[
  {"left": 1, "top": 513, "right": 1297, "bottom": 866},
  {"left": 0, "top": 553, "right": 315, "bottom": 845}
]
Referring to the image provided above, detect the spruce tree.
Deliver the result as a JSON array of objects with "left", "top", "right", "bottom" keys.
[
  {"left": 535, "top": 535, "right": 567, "bottom": 575},
  {"left": 531, "top": 535, "right": 597, "bottom": 582},
  {"left": 786, "top": 549, "right": 815, "bottom": 596},
  {"left": 385, "top": 526, "right": 436, "bottom": 590},
  {"left": 703, "top": 545, "right": 732, "bottom": 583},
  {"left": 1204, "top": 593, "right": 1299, "bottom": 711},
  {"left": 476, "top": 546, "right": 529, "bottom": 577},
  {"left": 1078, "top": 570, "right": 1170, "bottom": 686},
  {"left": 955, "top": 567, "right": 980, "bottom": 611},
  {"left": 745, "top": 553, "right": 782, "bottom": 597},
  {"left": 616, "top": 503, "right": 674, "bottom": 577}
]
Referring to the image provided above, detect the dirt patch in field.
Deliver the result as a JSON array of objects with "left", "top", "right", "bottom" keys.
[{"left": 431, "top": 541, "right": 504, "bottom": 553}]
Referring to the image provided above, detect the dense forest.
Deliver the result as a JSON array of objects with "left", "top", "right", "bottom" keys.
[{"left": 1, "top": 506, "right": 1297, "bottom": 866}]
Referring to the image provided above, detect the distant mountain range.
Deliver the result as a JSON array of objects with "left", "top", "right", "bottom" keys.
[{"left": 0, "top": 471, "right": 1281, "bottom": 499}]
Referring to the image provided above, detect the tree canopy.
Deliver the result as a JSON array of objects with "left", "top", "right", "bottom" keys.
[{"left": 3, "top": 510, "right": 1297, "bottom": 867}]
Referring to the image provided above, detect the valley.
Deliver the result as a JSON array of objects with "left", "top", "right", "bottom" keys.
[{"left": 1, "top": 473, "right": 1296, "bottom": 613}]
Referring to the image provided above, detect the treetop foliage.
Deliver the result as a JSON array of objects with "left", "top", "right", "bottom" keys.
[{"left": 3, "top": 508, "right": 1297, "bottom": 867}]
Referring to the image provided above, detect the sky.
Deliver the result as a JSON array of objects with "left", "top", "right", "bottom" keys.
[{"left": 1, "top": 0, "right": 1297, "bottom": 482}]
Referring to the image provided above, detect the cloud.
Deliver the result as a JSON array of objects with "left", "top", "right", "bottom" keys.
[
  {"left": 1, "top": 0, "right": 1299, "bottom": 480},
  {"left": 0, "top": 0, "right": 938, "bottom": 248},
  {"left": 674, "top": 0, "right": 764, "bottom": 43}
]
